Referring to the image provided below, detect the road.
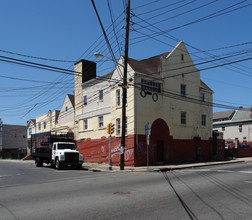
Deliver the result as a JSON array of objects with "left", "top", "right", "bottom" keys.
[{"left": 0, "top": 160, "right": 252, "bottom": 220}]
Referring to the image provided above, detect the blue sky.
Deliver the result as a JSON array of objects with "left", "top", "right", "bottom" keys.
[{"left": 0, "top": 0, "right": 252, "bottom": 125}]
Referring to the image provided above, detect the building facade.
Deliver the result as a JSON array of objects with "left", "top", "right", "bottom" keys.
[
  {"left": 75, "top": 42, "right": 215, "bottom": 166},
  {"left": 213, "top": 107, "right": 252, "bottom": 146},
  {"left": 1, "top": 123, "right": 27, "bottom": 158}
]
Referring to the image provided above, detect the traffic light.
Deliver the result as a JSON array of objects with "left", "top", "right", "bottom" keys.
[
  {"left": 107, "top": 123, "right": 111, "bottom": 134},
  {"left": 110, "top": 123, "right": 115, "bottom": 134}
]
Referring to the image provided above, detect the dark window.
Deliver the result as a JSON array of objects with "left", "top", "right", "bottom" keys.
[
  {"left": 141, "top": 79, "right": 161, "bottom": 93},
  {"left": 98, "top": 116, "right": 103, "bottom": 128},
  {"left": 181, "top": 84, "right": 186, "bottom": 97},
  {"left": 84, "top": 119, "right": 88, "bottom": 130},
  {"left": 83, "top": 95, "right": 87, "bottom": 106},
  {"left": 201, "top": 115, "right": 206, "bottom": 126},
  {"left": 200, "top": 93, "right": 205, "bottom": 102},
  {"left": 99, "top": 90, "right": 103, "bottom": 101},
  {"left": 116, "top": 89, "right": 120, "bottom": 106},
  {"left": 181, "top": 112, "right": 186, "bottom": 124},
  {"left": 116, "top": 118, "right": 120, "bottom": 135}
]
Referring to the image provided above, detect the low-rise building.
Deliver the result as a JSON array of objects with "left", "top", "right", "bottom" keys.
[
  {"left": 1, "top": 123, "right": 27, "bottom": 158},
  {"left": 213, "top": 107, "right": 252, "bottom": 147},
  {"left": 75, "top": 41, "right": 216, "bottom": 166}
]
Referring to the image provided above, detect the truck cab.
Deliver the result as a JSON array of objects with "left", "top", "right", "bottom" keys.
[{"left": 52, "top": 142, "right": 83, "bottom": 169}]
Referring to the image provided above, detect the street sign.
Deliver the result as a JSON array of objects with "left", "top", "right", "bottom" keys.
[
  {"left": 145, "top": 122, "right": 151, "bottom": 169},
  {"left": 145, "top": 122, "right": 151, "bottom": 136}
]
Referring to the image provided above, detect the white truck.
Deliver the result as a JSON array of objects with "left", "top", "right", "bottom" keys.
[{"left": 31, "top": 132, "right": 83, "bottom": 170}]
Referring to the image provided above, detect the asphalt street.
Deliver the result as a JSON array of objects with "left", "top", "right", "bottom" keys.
[{"left": 0, "top": 160, "right": 252, "bottom": 220}]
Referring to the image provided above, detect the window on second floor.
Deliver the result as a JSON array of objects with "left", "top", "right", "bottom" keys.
[
  {"left": 200, "top": 93, "right": 205, "bottom": 102},
  {"left": 83, "top": 119, "right": 88, "bottom": 130},
  {"left": 141, "top": 79, "right": 161, "bottom": 93},
  {"left": 38, "top": 122, "right": 41, "bottom": 131},
  {"left": 99, "top": 90, "right": 103, "bottom": 101},
  {"left": 98, "top": 116, "right": 103, "bottom": 128},
  {"left": 28, "top": 128, "right": 32, "bottom": 135},
  {"left": 243, "top": 137, "right": 247, "bottom": 143},
  {"left": 239, "top": 124, "right": 242, "bottom": 133},
  {"left": 65, "top": 106, "right": 68, "bottom": 112},
  {"left": 181, "top": 112, "right": 186, "bottom": 125},
  {"left": 222, "top": 127, "right": 225, "bottom": 131},
  {"left": 43, "top": 121, "right": 46, "bottom": 129},
  {"left": 181, "top": 84, "right": 186, "bottom": 97},
  {"left": 83, "top": 95, "right": 87, "bottom": 106},
  {"left": 116, "top": 89, "right": 120, "bottom": 106},
  {"left": 201, "top": 115, "right": 206, "bottom": 126}
]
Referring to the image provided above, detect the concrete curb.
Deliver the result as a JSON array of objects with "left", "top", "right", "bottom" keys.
[{"left": 83, "top": 158, "right": 250, "bottom": 172}]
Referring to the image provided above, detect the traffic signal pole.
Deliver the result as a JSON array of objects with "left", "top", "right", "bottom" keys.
[{"left": 120, "top": 0, "right": 130, "bottom": 170}]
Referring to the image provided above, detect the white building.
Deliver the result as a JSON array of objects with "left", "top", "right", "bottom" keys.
[{"left": 213, "top": 107, "right": 252, "bottom": 146}]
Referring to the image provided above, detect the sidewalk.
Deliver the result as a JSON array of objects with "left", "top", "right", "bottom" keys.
[{"left": 83, "top": 157, "right": 252, "bottom": 172}]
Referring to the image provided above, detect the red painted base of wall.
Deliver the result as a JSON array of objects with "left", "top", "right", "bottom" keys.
[
  {"left": 238, "top": 148, "right": 252, "bottom": 157},
  {"left": 77, "top": 134, "right": 220, "bottom": 167},
  {"left": 77, "top": 118, "right": 224, "bottom": 166},
  {"left": 77, "top": 135, "right": 135, "bottom": 166}
]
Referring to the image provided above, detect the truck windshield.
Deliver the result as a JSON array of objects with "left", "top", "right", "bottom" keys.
[{"left": 58, "top": 144, "right": 76, "bottom": 150}]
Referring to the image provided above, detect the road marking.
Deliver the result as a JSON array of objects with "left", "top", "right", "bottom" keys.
[
  {"left": 239, "top": 171, "right": 252, "bottom": 174},
  {"left": 0, "top": 175, "right": 12, "bottom": 178},
  {"left": 245, "top": 181, "right": 252, "bottom": 184},
  {"left": 215, "top": 170, "right": 234, "bottom": 173}
]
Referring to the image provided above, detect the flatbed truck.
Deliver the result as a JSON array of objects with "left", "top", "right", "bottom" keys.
[{"left": 31, "top": 132, "right": 83, "bottom": 169}]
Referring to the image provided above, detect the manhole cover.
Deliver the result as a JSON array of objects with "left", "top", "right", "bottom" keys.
[{"left": 114, "top": 192, "right": 131, "bottom": 195}]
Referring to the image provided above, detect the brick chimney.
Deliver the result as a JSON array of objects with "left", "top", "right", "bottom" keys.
[
  {"left": 75, "top": 59, "right": 96, "bottom": 83},
  {"left": 74, "top": 60, "right": 96, "bottom": 139}
]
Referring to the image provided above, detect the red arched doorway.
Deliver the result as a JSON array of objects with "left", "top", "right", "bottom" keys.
[{"left": 150, "top": 118, "right": 171, "bottom": 164}]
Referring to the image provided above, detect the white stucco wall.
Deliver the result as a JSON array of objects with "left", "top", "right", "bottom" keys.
[
  {"left": 76, "top": 72, "right": 113, "bottom": 140},
  {"left": 135, "top": 42, "right": 213, "bottom": 140},
  {"left": 214, "top": 121, "right": 252, "bottom": 143}
]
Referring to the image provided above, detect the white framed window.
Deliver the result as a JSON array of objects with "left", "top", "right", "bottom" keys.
[
  {"left": 28, "top": 128, "right": 32, "bottom": 135},
  {"left": 181, "top": 112, "right": 186, "bottom": 124},
  {"left": 201, "top": 115, "right": 206, "bottom": 126},
  {"left": 243, "top": 137, "right": 247, "bottom": 143},
  {"left": 141, "top": 79, "right": 161, "bottom": 93},
  {"left": 98, "top": 116, "right": 103, "bottom": 128},
  {"left": 222, "top": 127, "right": 225, "bottom": 131},
  {"left": 83, "top": 119, "right": 88, "bottom": 130},
  {"left": 99, "top": 90, "right": 103, "bottom": 101},
  {"left": 116, "top": 89, "right": 120, "bottom": 106},
  {"left": 239, "top": 124, "right": 242, "bottom": 132},
  {"left": 38, "top": 122, "right": 41, "bottom": 131},
  {"left": 43, "top": 121, "right": 46, "bottom": 129},
  {"left": 181, "top": 84, "right": 186, "bottom": 97},
  {"left": 116, "top": 118, "right": 121, "bottom": 135},
  {"left": 83, "top": 95, "right": 87, "bottom": 106},
  {"left": 65, "top": 106, "right": 68, "bottom": 111}
]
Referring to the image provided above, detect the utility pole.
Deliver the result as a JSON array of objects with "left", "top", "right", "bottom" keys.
[
  {"left": 0, "top": 118, "right": 2, "bottom": 153},
  {"left": 120, "top": 0, "right": 130, "bottom": 170}
]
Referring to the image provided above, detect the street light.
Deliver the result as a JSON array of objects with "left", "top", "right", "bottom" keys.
[
  {"left": 94, "top": 52, "right": 125, "bottom": 68},
  {"left": 94, "top": 52, "right": 107, "bottom": 59}
]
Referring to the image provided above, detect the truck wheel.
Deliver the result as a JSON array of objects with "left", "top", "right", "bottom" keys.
[
  {"left": 55, "top": 158, "right": 61, "bottom": 170},
  {"left": 35, "top": 158, "right": 43, "bottom": 167},
  {"left": 50, "top": 160, "right": 55, "bottom": 168}
]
